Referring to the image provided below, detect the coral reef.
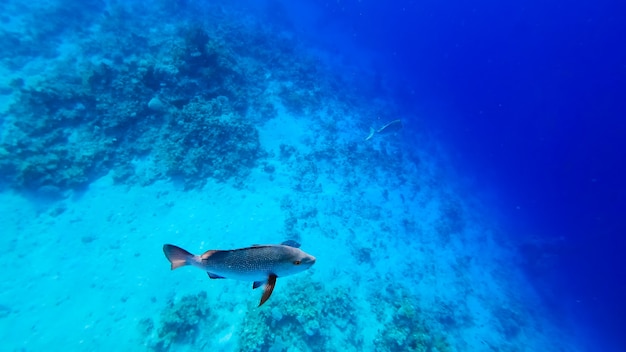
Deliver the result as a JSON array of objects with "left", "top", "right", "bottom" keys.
[
  {"left": 238, "top": 279, "right": 359, "bottom": 352},
  {"left": 371, "top": 287, "right": 452, "bottom": 352},
  {"left": 0, "top": 0, "right": 400, "bottom": 196},
  {"left": 3, "top": 0, "right": 353, "bottom": 193},
  {"left": 139, "top": 291, "right": 216, "bottom": 351},
  {"left": 154, "top": 97, "right": 261, "bottom": 188}
]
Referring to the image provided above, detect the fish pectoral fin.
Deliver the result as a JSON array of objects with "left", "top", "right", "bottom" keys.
[
  {"left": 258, "top": 274, "right": 277, "bottom": 307},
  {"left": 207, "top": 272, "right": 226, "bottom": 279},
  {"left": 252, "top": 281, "right": 264, "bottom": 289}
]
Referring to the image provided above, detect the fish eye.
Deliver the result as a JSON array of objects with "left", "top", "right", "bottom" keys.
[{"left": 294, "top": 260, "right": 301, "bottom": 265}]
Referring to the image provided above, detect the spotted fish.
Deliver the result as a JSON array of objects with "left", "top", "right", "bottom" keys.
[{"left": 163, "top": 240, "right": 316, "bottom": 306}]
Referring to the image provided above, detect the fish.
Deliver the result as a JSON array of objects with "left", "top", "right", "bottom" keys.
[
  {"left": 377, "top": 119, "right": 403, "bottom": 134},
  {"left": 162, "top": 240, "right": 316, "bottom": 306},
  {"left": 365, "top": 119, "right": 403, "bottom": 141}
]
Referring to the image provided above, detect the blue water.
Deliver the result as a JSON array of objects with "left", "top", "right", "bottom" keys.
[{"left": 1, "top": 0, "right": 624, "bottom": 351}]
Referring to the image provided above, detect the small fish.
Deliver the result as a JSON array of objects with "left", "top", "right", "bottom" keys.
[
  {"left": 377, "top": 119, "right": 403, "bottom": 134},
  {"left": 163, "top": 240, "right": 316, "bottom": 306},
  {"left": 365, "top": 119, "right": 403, "bottom": 141}
]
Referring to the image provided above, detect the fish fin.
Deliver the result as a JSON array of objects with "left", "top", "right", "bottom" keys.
[
  {"left": 281, "top": 240, "right": 301, "bottom": 248},
  {"left": 207, "top": 272, "right": 226, "bottom": 279},
  {"left": 258, "top": 274, "right": 277, "bottom": 307},
  {"left": 163, "top": 244, "right": 194, "bottom": 270},
  {"left": 252, "top": 281, "right": 264, "bottom": 289},
  {"left": 200, "top": 249, "right": 219, "bottom": 260}
]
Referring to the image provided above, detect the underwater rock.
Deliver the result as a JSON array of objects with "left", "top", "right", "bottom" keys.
[
  {"left": 147, "top": 97, "right": 167, "bottom": 111},
  {"left": 270, "top": 307, "right": 283, "bottom": 322}
]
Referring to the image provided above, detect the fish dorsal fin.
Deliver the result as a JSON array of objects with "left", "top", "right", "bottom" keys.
[
  {"left": 259, "top": 274, "right": 277, "bottom": 307},
  {"left": 281, "top": 240, "right": 301, "bottom": 248},
  {"left": 252, "top": 281, "right": 264, "bottom": 289}
]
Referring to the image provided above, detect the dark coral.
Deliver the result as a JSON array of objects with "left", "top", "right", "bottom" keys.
[
  {"left": 1, "top": 83, "right": 109, "bottom": 192},
  {"left": 372, "top": 288, "right": 452, "bottom": 352},
  {"left": 0, "top": 8, "right": 275, "bottom": 193},
  {"left": 140, "top": 292, "right": 213, "bottom": 351},
  {"left": 155, "top": 97, "right": 261, "bottom": 188},
  {"left": 238, "top": 280, "right": 359, "bottom": 352}
]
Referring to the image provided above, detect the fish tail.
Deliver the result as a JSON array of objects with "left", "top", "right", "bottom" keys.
[{"left": 163, "top": 244, "right": 194, "bottom": 270}]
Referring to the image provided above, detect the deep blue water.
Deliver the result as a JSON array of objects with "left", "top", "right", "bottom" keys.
[{"left": 266, "top": 0, "right": 626, "bottom": 349}]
